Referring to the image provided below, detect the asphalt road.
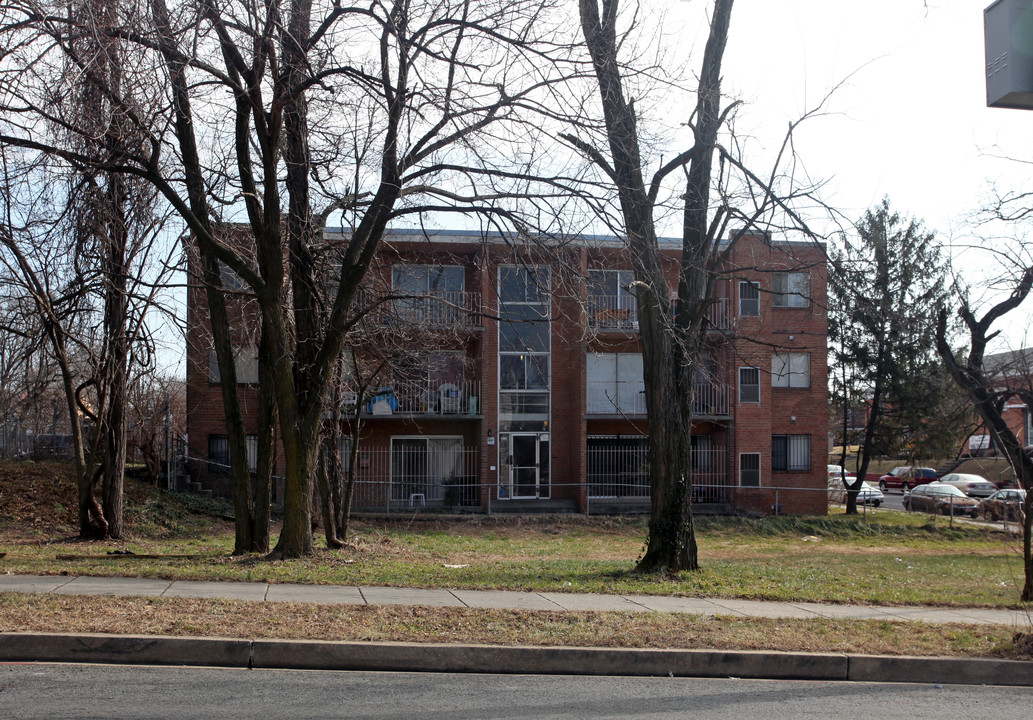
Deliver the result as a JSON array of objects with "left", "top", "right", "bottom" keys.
[{"left": 2, "top": 664, "right": 1032, "bottom": 720}]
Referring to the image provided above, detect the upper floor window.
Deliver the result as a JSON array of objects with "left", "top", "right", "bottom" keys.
[
  {"left": 772, "top": 272, "right": 809, "bottom": 308},
  {"left": 499, "top": 265, "right": 549, "bottom": 304},
  {"left": 586, "top": 352, "right": 644, "bottom": 414},
  {"left": 739, "top": 367, "right": 760, "bottom": 403},
  {"left": 209, "top": 345, "right": 259, "bottom": 384},
  {"left": 391, "top": 264, "right": 464, "bottom": 295},
  {"left": 771, "top": 352, "right": 810, "bottom": 388},
  {"left": 738, "top": 281, "right": 759, "bottom": 317},
  {"left": 390, "top": 264, "right": 465, "bottom": 324}
]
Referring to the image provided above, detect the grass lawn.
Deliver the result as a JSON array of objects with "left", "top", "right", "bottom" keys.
[
  {"left": 2, "top": 461, "right": 1032, "bottom": 659},
  {"left": 2, "top": 506, "right": 1028, "bottom": 608}
]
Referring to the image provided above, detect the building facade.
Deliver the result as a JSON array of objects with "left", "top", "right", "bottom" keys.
[{"left": 185, "top": 229, "right": 829, "bottom": 515}]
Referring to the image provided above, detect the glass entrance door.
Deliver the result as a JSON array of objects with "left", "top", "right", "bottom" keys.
[{"left": 500, "top": 433, "right": 550, "bottom": 499}]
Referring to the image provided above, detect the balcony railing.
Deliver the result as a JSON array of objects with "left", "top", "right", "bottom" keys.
[
  {"left": 363, "top": 379, "right": 481, "bottom": 417},
  {"left": 585, "top": 380, "right": 728, "bottom": 417},
  {"left": 588, "top": 294, "right": 729, "bottom": 331},
  {"left": 693, "top": 380, "right": 729, "bottom": 417},
  {"left": 353, "top": 290, "right": 482, "bottom": 328},
  {"left": 588, "top": 294, "right": 638, "bottom": 330}
]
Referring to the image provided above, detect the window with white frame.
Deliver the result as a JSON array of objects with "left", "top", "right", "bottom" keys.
[
  {"left": 772, "top": 272, "right": 809, "bottom": 308},
  {"left": 772, "top": 434, "right": 810, "bottom": 471},
  {"left": 209, "top": 345, "right": 259, "bottom": 384},
  {"left": 586, "top": 353, "right": 645, "bottom": 414},
  {"left": 738, "top": 281, "right": 759, "bottom": 317},
  {"left": 739, "top": 453, "right": 761, "bottom": 487},
  {"left": 246, "top": 435, "right": 258, "bottom": 473},
  {"left": 588, "top": 269, "right": 637, "bottom": 322},
  {"left": 738, "top": 367, "right": 760, "bottom": 403},
  {"left": 771, "top": 352, "right": 810, "bottom": 388}
]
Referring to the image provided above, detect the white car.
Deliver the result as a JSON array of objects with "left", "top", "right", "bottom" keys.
[
  {"left": 829, "top": 477, "right": 884, "bottom": 506},
  {"left": 938, "top": 473, "right": 997, "bottom": 498}
]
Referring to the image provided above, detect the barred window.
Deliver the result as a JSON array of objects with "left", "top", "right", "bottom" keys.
[
  {"left": 739, "top": 367, "right": 760, "bottom": 403},
  {"left": 772, "top": 435, "right": 811, "bottom": 471},
  {"left": 740, "top": 453, "right": 761, "bottom": 487}
]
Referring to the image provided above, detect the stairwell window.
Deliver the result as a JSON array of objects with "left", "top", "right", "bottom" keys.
[
  {"left": 772, "top": 272, "right": 809, "bottom": 308},
  {"left": 772, "top": 434, "right": 811, "bottom": 471}
]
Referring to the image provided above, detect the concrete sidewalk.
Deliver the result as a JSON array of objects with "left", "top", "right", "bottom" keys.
[
  {"left": 3, "top": 573, "right": 1033, "bottom": 686},
  {"left": 1, "top": 573, "right": 1030, "bottom": 626}
]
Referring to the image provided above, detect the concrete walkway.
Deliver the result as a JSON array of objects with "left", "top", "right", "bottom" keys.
[{"left": 2, "top": 573, "right": 1030, "bottom": 626}]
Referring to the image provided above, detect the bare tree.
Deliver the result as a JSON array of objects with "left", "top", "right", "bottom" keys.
[
  {"left": 936, "top": 268, "right": 1033, "bottom": 601},
  {"left": 1, "top": 0, "right": 574, "bottom": 556},
  {"left": 568, "top": 0, "right": 826, "bottom": 571}
]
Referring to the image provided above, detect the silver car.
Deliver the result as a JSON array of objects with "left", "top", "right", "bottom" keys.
[{"left": 938, "top": 473, "right": 997, "bottom": 498}]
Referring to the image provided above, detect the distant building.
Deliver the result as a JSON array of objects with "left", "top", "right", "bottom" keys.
[
  {"left": 185, "top": 229, "right": 829, "bottom": 515},
  {"left": 965, "top": 348, "right": 1033, "bottom": 454}
]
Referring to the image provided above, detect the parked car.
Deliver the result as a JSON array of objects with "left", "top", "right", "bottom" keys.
[
  {"left": 827, "top": 464, "right": 848, "bottom": 480},
  {"left": 828, "top": 477, "right": 883, "bottom": 506},
  {"left": 879, "top": 466, "right": 937, "bottom": 492},
  {"left": 938, "top": 473, "right": 997, "bottom": 498},
  {"left": 902, "top": 482, "right": 979, "bottom": 517},
  {"left": 977, "top": 489, "right": 1027, "bottom": 522}
]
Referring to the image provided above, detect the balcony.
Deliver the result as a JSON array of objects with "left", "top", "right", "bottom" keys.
[
  {"left": 586, "top": 380, "right": 728, "bottom": 418},
  {"left": 587, "top": 294, "right": 729, "bottom": 331},
  {"left": 362, "top": 379, "right": 481, "bottom": 417},
  {"left": 354, "top": 290, "right": 482, "bottom": 329}
]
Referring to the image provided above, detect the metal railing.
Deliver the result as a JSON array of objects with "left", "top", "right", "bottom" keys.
[
  {"left": 586, "top": 295, "right": 730, "bottom": 331},
  {"left": 585, "top": 381, "right": 728, "bottom": 417},
  {"left": 587, "top": 443, "right": 729, "bottom": 502},
  {"left": 363, "top": 380, "right": 482, "bottom": 416},
  {"left": 377, "top": 290, "right": 482, "bottom": 327}
]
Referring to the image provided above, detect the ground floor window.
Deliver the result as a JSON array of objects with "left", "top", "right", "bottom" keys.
[
  {"left": 208, "top": 435, "right": 229, "bottom": 475},
  {"left": 390, "top": 436, "right": 466, "bottom": 504},
  {"left": 739, "top": 452, "right": 761, "bottom": 487},
  {"left": 772, "top": 434, "right": 810, "bottom": 471}
]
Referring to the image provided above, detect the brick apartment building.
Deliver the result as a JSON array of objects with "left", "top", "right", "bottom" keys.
[{"left": 185, "top": 228, "right": 828, "bottom": 516}]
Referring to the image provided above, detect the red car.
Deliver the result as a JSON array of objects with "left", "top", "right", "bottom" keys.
[{"left": 878, "top": 466, "right": 938, "bottom": 492}]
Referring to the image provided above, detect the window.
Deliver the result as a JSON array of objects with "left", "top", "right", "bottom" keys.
[
  {"left": 208, "top": 435, "right": 229, "bottom": 475},
  {"left": 738, "top": 281, "right": 759, "bottom": 317},
  {"left": 246, "top": 435, "right": 258, "bottom": 473},
  {"left": 589, "top": 269, "right": 637, "bottom": 326},
  {"left": 586, "top": 353, "right": 645, "bottom": 414},
  {"left": 391, "top": 264, "right": 465, "bottom": 324},
  {"left": 740, "top": 453, "right": 761, "bottom": 487},
  {"left": 772, "top": 435, "right": 811, "bottom": 471},
  {"left": 772, "top": 352, "right": 810, "bottom": 388},
  {"left": 772, "top": 272, "right": 809, "bottom": 308},
  {"left": 739, "top": 367, "right": 760, "bottom": 403},
  {"left": 499, "top": 266, "right": 550, "bottom": 433},
  {"left": 390, "top": 436, "right": 464, "bottom": 502},
  {"left": 209, "top": 346, "right": 259, "bottom": 384}
]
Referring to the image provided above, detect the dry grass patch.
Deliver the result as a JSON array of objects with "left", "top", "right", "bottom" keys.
[{"left": 0, "top": 593, "right": 1022, "bottom": 659}]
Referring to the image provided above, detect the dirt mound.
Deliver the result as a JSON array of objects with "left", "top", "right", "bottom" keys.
[{"left": 0, "top": 460, "right": 158, "bottom": 537}]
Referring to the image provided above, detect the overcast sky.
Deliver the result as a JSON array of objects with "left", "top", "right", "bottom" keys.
[
  {"left": 701, "top": 0, "right": 1033, "bottom": 348},
  {"left": 718, "top": 0, "right": 1022, "bottom": 231}
]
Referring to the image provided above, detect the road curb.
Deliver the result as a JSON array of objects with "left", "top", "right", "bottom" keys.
[{"left": 2, "top": 633, "right": 1031, "bottom": 686}]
